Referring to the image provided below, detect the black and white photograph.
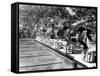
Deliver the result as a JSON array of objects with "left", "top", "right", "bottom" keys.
[{"left": 12, "top": 2, "right": 97, "bottom": 73}]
